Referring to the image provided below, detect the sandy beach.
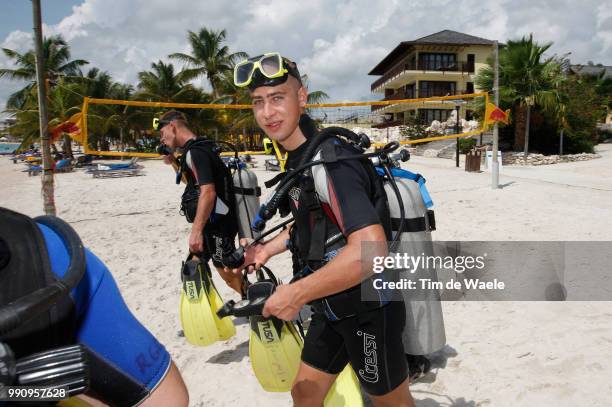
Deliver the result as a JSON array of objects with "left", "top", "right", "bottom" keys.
[{"left": 2, "top": 144, "right": 612, "bottom": 406}]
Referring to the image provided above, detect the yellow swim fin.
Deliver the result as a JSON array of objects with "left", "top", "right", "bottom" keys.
[
  {"left": 249, "top": 316, "right": 303, "bottom": 392},
  {"left": 247, "top": 267, "right": 303, "bottom": 392},
  {"left": 179, "top": 255, "right": 235, "bottom": 346},
  {"left": 324, "top": 364, "right": 364, "bottom": 407},
  {"left": 201, "top": 262, "right": 236, "bottom": 340}
]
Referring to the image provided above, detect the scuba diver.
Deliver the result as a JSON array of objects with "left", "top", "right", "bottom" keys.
[
  {"left": 155, "top": 110, "right": 244, "bottom": 295},
  {"left": 0, "top": 207, "right": 188, "bottom": 406},
  {"left": 232, "top": 53, "right": 416, "bottom": 406},
  {"left": 156, "top": 111, "right": 264, "bottom": 347}
]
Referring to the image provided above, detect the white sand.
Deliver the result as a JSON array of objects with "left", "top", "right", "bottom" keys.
[{"left": 1, "top": 144, "right": 611, "bottom": 406}]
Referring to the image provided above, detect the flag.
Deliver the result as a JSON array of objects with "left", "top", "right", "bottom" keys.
[
  {"left": 484, "top": 102, "right": 510, "bottom": 126},
  {"left": 51, "top": 113, "right": 84, "bottom": 143}
]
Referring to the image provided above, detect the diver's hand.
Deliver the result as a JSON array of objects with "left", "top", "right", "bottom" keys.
[
  {"left": 189, "top": 229, "right": 204, "bottom": 254},
  {"left": 263, "top": 284, "right": 304, "bottom": 321},
  {"left": 233, "top": 242, "right": 270, "bottom": 274},
  {"left": 162, "top": 154, "right": 175, "bottom": 165}
]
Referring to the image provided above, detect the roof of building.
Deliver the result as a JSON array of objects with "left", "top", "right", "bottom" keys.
[
  {"left": 369, "top": 30, "right": 496, "bottom": 75},
  {"left": 569, "top": 64, "right": 612, "bottom": 79}
]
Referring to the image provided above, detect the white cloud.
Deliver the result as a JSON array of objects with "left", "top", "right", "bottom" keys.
[{"left": 1, "top": 0, "right": 611, "bottom": 111}]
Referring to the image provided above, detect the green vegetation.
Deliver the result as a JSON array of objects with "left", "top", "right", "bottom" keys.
[
  {"left": 1, "top": 28, "right": 329, "bottom": 154},
  {"left": 475, "top": 34, "right": 610, "bottom": 154},
  {"left": 458, "top": 137, "right": 477, "bottom": 154}
]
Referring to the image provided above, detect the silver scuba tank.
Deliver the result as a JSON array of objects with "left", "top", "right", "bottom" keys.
[
  {"left": 232, "top": 166, "right": 261, "bottom": 239},
  {"left": 382, "top": 165, "right": 447, "bottom": 356}
]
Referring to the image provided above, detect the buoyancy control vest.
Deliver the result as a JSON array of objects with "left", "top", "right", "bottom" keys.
[
  {"left": 291, "top": 137, "right": 403, "bottom": 321},
  {"left": 288, "top": 137, "right": 392, "bottom": 272},
  {"left": 257, "top": 119, "right": 441, "bottom": 325},
  {"left": 177, "top": 138, "right": 260, "bottom": 239},
  {"left": 0, "top": 208, "right": 78, "bottom": 358}
]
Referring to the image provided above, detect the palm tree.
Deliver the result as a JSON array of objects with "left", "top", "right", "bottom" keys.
[
  {"left": 475, "top": 34, "right": 565, "bottom": 153},
  {"left": 169, "top": 28, "right": 247, "bottom": 98},
  {"left": 135, "top": 60, "right": 197, "bottom": 103},
  {"left": 0, "top": 35, "right": 88, "bottom": 109},
  {"left": 4, "top": 76, "right": 83, "bottom": 154}
]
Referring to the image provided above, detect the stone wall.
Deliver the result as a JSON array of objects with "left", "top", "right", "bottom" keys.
[{"left": 501, "top": 152, "right": 601, "bottom": 166}]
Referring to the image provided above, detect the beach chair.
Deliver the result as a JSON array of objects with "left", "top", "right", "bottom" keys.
[
  {"left": 264, "top": 158, "right": 280, "bottom": 172},
  {"left": 88, "top": 157, "right": 143, "bottom": 178},
  {"left": 74, "top": 154, "right": 93, "bottom": 168},
  {"left": 55, "top": 158, "right": 74, "bottom": 173},
  {"left": 25, "top": 158, "right": 73, "bottom": 176}
]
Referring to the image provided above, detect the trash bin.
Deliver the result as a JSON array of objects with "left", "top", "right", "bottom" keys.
[{"left": 465, "top": 148, "right": 482, "bottom": 172}]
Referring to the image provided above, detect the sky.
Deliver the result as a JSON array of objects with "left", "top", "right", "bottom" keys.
[{"left": 1, "top": 0, "right": 611, "bottom": 116}]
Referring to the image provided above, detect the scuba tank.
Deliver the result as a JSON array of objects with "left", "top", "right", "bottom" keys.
[
  {"left": 378, "top": 164, "right": 446, "bottom": 356},
  {"left": 230, "top": 162, "right": 261, "bottom": 239}
]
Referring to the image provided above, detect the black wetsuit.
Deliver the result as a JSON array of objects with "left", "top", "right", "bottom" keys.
[
  {"left": 182, "top": 138, "right": 238, "bottom": 267},
  {"left": 286, "top": 115, "right": 408, "bottom": 396}
]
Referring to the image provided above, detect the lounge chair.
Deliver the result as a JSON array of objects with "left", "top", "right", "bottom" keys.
[
  {"left": 74, "top": 154, "right": 93, "bottom": 168},
  {"left": 87, "top": 157, "right": 143, "bottom": 178},
  {"left": 25, "top": 158, "right": 73, "bottom": 176},
  {"left": 264, "top": 158, "right": 281, "bottom": 172}
]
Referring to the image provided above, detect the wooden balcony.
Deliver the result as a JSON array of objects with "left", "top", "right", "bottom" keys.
[
  {"left": 371, "top": 89, "right": 468, "bottom": 111},
  {"left": 418, "top": 88, "right": 469, "bottom": 98},
  {"left": 371, "top": 60, "right": 475, "bottom": 91}
]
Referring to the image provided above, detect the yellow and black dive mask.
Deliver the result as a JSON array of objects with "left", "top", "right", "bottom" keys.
[
  {"left": 234, "top": 52, "right": 301, "bottom": 90},
  {"left": 152, "top": 111, "right": 184, "bottom": 131}
]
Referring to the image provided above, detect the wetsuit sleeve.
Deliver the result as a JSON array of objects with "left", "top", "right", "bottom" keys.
[
  {"left": 186, "top": 148, "right": 215, "bottom": 185},
  {"left": 313, "top": 144, "right": 381, "bottom": 236},
  {"left": 39, "top": 224, "right": 171, "bottom": 406}
]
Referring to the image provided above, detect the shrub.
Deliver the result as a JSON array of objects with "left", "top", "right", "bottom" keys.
[{"left": 458, "top": 138, "right": 477, "bottom": 154}]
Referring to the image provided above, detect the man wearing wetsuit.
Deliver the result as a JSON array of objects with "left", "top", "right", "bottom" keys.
[
  {"left": 0, "top": 207, "right": 188, "bottom": 406},
  {"left": 235, "top": 54, "right": 415, "bottom": 406},
  {"left": 158, "top": 111, "right": 243, "bottom": 293}
]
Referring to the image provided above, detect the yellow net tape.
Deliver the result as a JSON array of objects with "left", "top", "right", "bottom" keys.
[{"left": 81, "top": 92, "right": 489, "bottom": 158}]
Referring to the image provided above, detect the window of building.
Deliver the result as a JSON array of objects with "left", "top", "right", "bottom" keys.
[
  {"left": 404, "top": 84, "right": 415, "bottom": 99},
  {"left": 467, "top": 54, "right": 475, "bottom": 72},
  {"left": 419, "top": 109, "right": 452, "bottom": 124},
  {"left": 418, "top": 53, "right": 457, "bottom": 70},
  {"left": 419, "top": 81, "right": 456, "bottom": 97}
]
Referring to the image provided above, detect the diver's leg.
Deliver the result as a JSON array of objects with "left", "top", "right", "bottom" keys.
[
  {"left": 368, "top": 378, "right": 414, "bottom": 407},
  {"left": 343, "top": 301, "right": 414, "bottom": 407},
  {"left": 205, "top": 230, "right": 243, "bottom": 294},
  {"left": 295, "top": 312, "right": 348, "bottom": 406},
  {"left": 214, "top": 264, "right": 243, "bottom": 294},
  {"left": 291, "top": 362, "right": 338, "bottom": 407}
]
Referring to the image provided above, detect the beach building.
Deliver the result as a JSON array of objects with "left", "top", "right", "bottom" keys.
[{"left": 368, "top": 30, "right": 496, "bottom": 127}]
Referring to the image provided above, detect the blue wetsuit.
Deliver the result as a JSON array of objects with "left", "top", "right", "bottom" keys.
[{"left": 39, "top": 223, "right": 171, "bottom": 405}]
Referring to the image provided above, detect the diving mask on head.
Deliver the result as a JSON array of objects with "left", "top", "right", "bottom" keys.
[
  {"left": 234, "top": 52, "right": 301, "bottom": 90},
  {"left": 152, "top": 111, "right": 185, "bottom": 131}
]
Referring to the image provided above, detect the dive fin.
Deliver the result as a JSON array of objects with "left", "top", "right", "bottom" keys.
[
  {"left": 246, "top": 268, "right": 303, "bottom": 392},
  {"left": 179, "top": 256, "right": 234, "bottom": 346},
  {"left": 324, "top": 364, "right": 364, "bottom": 407},
  {"left": 201, "top": 261, "right": 236, "bottom": 340},
  {"left": 249, "top": 315, "right": 303, "bottom": 392}
]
